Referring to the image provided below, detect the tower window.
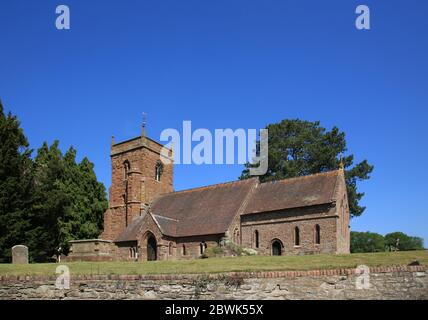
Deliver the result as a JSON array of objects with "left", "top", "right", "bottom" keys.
[
  {"left": 123, "top": 160, "right": 130, "bottom": 180},
  {"left": 155, "top": 161, "right": 163, "bottom": 181}
]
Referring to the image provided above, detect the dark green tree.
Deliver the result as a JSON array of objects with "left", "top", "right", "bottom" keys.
[
  {"left": 240, "top": 119, "right": 374, "bottom": 217},
  {"left": 0, "top": 101, "right": 108, "bottom": 262},
  {"left": 0, "top": 102, "right": 34, "bottom": 262},
  {"left": 28, "top": 142, "right": 108, "bottom": 261},
  {"left": 27, "top": 141, "right": 69, "bottom": 262},
  {"left": 384, "top": 232, "right": 424, "bottom": 251},
  {"left": 58, "top": 147, "right": 108, "bottom": 253},
  {"left": 350, "top": 231, "right": 385, "bottom": 253}
]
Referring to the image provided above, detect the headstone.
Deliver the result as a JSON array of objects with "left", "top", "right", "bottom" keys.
[{"left": 12, "top": 245, "right": 29, "bottom": 264}]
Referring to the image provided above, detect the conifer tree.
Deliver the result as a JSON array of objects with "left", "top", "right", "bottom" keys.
[{"left": 0, "top": 101, "right": 33, "bottom": 262}]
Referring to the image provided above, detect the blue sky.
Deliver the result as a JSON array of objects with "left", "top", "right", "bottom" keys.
[{"left": 1, "top": 1, "right": 427, "bottom": 245}]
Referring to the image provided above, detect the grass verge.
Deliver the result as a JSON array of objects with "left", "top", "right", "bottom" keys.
[{"left": 0, "top": 250, "right": 426, "bottom": 276}]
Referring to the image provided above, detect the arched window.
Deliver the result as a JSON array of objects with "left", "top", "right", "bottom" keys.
[
  {"left": 294, "top": 227, "right": 300, "bottom": 246},
  {"left": 182, "top": 244, "right": 186, "bottom": 256},
  {"left": 130, "top": 247, "right": 134, "bottom": 258},
  {"left": 315, "top": 224, "right": 321, "bottom": 245},
  {"left": 123, "top": 160, "right": 130, "bottom": 180},
  {"left": 200, "top": 242, "right": 207, "bottom": 254},
  {"left": 155, "top": 161, "right": 163, "bottom": 181},
  {"left": 254, "top": 230, "right": 259, "bottom": 248}
]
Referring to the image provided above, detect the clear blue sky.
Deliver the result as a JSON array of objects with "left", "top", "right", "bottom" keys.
[{"left": 1, "top": 1, "right": 427, "bottom": 245}]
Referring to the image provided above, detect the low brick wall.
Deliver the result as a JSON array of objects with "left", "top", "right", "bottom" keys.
[{"left": 0, "top": 266, "right": 427, "bottom": 300}]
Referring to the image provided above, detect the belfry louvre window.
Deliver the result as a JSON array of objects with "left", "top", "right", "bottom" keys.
[
  {"left": 155, "top": 161, "right": 163, "bottom": 181},
  {"left": 123, "top": 160, "right": 130, "bottom": 180}
]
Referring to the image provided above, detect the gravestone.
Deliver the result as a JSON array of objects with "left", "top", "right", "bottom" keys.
[{"left": 12, "top": 245, "right": 29, "bottom": 264}]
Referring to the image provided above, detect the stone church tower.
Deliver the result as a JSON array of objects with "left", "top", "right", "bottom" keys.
[{"left": 100, "top": 126, "right": 173, "bottom": 241}]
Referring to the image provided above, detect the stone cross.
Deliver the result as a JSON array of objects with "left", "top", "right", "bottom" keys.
[{"left": 11, "top": 245, "right": 29, "bottom": 264}]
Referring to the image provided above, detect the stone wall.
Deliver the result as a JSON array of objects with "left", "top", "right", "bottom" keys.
[
  {"left": 1, "top": 266, "right": 426, "bottom": 300},
  {"left": 241, "top": 204, "right": 340, "bottom": 256}
]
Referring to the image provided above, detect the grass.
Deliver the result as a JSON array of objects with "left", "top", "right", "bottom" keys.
[{"left": 0, "top": 250, "right": 426, "bottom": 277}]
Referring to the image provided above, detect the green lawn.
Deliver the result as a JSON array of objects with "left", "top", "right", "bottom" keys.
[{"left": 0, "top": 250, "right": 426, "bottom": 276}]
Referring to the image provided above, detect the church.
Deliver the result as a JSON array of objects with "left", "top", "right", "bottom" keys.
[{"left": 68, "top": 126, "right": 350, "bottom": 261}]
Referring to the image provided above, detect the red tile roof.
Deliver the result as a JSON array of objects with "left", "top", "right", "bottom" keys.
[
  {"left": 115, "top": 170, "right": 342, "bottom": 240},
  {"left": 243, "top": 170, "right": 340, "bottom": 215},
  {"left": 115, "top": 213, "right": 147, "bottom": 242},
  {"left": 150, "top": 178, "right": 258, "bottom": 237}
]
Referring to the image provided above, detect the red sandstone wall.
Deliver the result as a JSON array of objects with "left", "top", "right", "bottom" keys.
[
  {"left": 100, "top": 136, "right": 173, "bottom": 241},
  {"left": 241, "top": 204, "right": 339, "bottom": 255},
  {"left": 333, "top": 169, "right": 351, "bottom": 254}
]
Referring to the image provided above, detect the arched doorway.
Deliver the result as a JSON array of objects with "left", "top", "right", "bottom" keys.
[
  {"left": 272, "top": 240, "right": 282, "bottom": 256},
  {"left": 147, "top": 235, "right": 157, "bottom": 261}
]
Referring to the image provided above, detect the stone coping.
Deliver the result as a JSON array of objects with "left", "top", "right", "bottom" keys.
[
  {"left": 68, "top": 239, "right": 113, "bottom": 243},
  {"left": 0, "top": 265, "right": 426, "bottom": 282}
]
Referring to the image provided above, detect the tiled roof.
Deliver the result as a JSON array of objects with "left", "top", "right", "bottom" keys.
[
  {"left": 150, "top": 178, "right": 258, "bottom": 237},
  {"left": 115, "top": 213, "right": 147, "bottom": 242},
  {"left": 152, "top": 214, "right": 178, "bottom": 236},
  {"left": 115, "top": 170, "right": 341, "bottom": 240},
  {"left": 243, "top": 170, "right": 339, "bottom": 215}
]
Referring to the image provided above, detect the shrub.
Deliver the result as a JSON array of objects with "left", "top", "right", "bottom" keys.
[
  {"left": 200, "top": 246, "right": 224, "bottom": 259},
  {"left": 384, "top": 232, "right": 424, "bottom": 251},
  {"left": 350, "top": 231, "right": 385, "bottom": 253}
]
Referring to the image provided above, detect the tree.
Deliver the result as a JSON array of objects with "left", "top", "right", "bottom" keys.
[
  {"left": 0, "top": 101, "right": 33, "bottom": 262},
  {"left": 240, "top": 119, "right": 374, "bottom": 217},
  {"left": 28, "top": 142, "right": 108, "bottom": 261},
  {"left": 58, "top": 147, "right": 108, "bottom": 253},
  {"left": 350, "top": 231, "right": 385, "bottom": 253},
  {"left": 384, "top": 232, "right": 424, "bottom": 251},
  {"left": 27, "top": 141, "right": 70, "bottom": 262},
  {"left": 0, "top": 101, "right": 108, "bottom": 262}
]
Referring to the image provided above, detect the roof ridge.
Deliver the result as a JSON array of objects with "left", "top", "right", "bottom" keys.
[
  {"left": 152, "top": 214, "right": 179, "bottom": 222},
  {"left": 164, "top": 177, "right": 259, "bottom": 195},
  {"left": 260, "top": 169, "right": 340, "bottom": 186}
]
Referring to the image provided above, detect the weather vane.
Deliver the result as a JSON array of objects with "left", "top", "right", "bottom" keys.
[{"left": 142, "top": 112, "right": 147, "bottom": 128}]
